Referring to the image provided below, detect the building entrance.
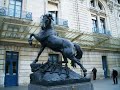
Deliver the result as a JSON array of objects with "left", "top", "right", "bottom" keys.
[
  {"left": 4, "top": 51, "right": 19, "bottom": 87},
  {"left": 102, "top": 56, "right": 108, "bottom": 78}
]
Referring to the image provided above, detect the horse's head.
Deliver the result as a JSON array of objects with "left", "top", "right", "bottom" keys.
[{"left": 41, "top": 14, "right": 54, "bottom": 30}]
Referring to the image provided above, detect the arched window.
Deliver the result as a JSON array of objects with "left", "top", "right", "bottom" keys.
[
  {"left": 8, "top": 0, "right": 22, "bottom": 18},
  {"left": 90, "top": 0, "right": 108, "bottom": 34}
]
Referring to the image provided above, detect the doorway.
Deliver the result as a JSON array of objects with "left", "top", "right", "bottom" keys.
[
  {"left": 102, "top": 56, "right": 108, "bottom": 78},
  {"left": 4, "top": 51, "right": 19, "bottom": 86}
]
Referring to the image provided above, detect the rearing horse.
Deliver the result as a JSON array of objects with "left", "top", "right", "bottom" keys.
[{"left": 28, "top": 14, "right": 87, "bottom": 75}]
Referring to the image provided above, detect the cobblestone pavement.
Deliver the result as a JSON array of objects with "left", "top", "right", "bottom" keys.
[{"left": 0, "top": 78, "right": 120, "bottom": 90}]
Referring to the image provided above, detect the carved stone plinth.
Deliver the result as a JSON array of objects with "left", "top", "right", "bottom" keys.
[{"left": 28, "top": 82, "right": 94, "bottom": 90}]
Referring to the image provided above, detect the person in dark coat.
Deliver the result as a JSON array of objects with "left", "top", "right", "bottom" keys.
[
  {"left": 92, "top": 67, "right": 97, "bottom": 80},
  {"left": 112, "top": 69, "right": 118, "bottom": 84}
]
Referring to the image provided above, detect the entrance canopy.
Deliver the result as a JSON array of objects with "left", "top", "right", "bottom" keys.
[{"left": 0, "top": 16, "right": 120, "bottom": 52}]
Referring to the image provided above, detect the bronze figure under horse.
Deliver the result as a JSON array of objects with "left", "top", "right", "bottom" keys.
[{"left": 28, "top": 14, "right": 87, "bottom": 75}]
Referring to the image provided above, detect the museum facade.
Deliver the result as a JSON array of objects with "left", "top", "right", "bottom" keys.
[{"left": 0, "top": 0, "right": 120, "bottom": 86}]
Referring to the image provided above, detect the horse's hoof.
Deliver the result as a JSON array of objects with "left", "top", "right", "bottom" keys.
[
  {"left": 84, "top": 72, "right": 87, "bottom": 77},
  {"left": 28, "top": 39, "right": 32, "bottom": 45},
  {"left": 83, "top": 69, "right": 87, "bottom": 72},
  {"left": 35, "top": 59, "right": 38, "bottom": 63}
]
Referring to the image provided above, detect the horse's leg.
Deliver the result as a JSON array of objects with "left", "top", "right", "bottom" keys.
[
  {"left": 61, "top": 54, "right": 69, "bottom": 78},
  {"left": 28, "top": 33, "right": 39, "bottom": 46},
  {"left": 69, "top": 56, "right": 87, "bottom": 76},
  {"left": 62, "top": 54, "right": 68, "bottom": 67},
  {"left": 32, "top": 46, "right": 45, "bottom": 64},
  {"left": 28, "top": 33, "right": 34, "bottom": 46}
]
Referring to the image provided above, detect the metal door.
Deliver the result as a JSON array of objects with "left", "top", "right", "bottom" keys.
[
  {"left": 102, "top": 56, "right": 108, "bottom": 78},
  {"left": 4, "top": 51, "right": 18, "bottom": 87}
]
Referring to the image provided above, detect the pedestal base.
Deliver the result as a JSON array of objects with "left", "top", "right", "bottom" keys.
[{"left": 28, "top": 82, "right": 94, "bottom": 90}]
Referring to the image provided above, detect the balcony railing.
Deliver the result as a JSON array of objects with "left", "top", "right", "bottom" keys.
[
  {"left": 0, "top": 6, "right": 32, "bottom": 20},
  {"left": 92, "top": 28, "right": 111, "bottom": 36},
  {"left": 53, "top": 17, "right": 68, "bottom": 27}
]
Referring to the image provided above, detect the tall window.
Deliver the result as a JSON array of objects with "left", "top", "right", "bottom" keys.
[
  {"left": 90, "top": 0, "right": 95, "bottom": 7},
  {"left": 48, "top": 11, "right": 58, "bottom": 24},
  {"left": 90, "top": 0, "right": 108, "bottom": 35},
  {"left": 118, "top": 0, "right": 120, "bottom": 4},
  {"left": 9, "top": 0, "right": 22, "bottom": 18},
  {"left": 100, "top": 18, "right": 105, "bottom": 33},
  {"left": 92, "top": 16, "right": 97, "bottom": 32}
]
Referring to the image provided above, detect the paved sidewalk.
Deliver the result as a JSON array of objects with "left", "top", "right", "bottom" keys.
[
  {"left": 92, "top": 78, "right": 120, "bottom": 90},
  {"left": 0, "top": 86, "right": 27, "bottom": 90},
  {"left": 0, "top": 78, "right": 120, "bottom": 90}
]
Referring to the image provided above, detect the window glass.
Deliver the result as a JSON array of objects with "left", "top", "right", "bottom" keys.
[
  {"left": 15, "top": 12, "right": 21, "bottom": 17},
  {"left": 9, "top": 0, "right": 15, "bottom": 4},
  {"left": 8, "top": 10, "right": 14, "bottom": 16},
  {"left": 13, "top": 62, "right": 17, "bottom": 74},
  {"left": 9, "top": 0, "right": 22, "bottom": 18},
  {"left": 13, "top": 53, "right": 18, "bottom": 60},
  {"left": 9, "top": 4, "right": 15, "bottom": 9},
  {"left": 5, "top": 62, "right": 10, "bottom": 75},
  {"left": 15, "top": 6, "right": 21, "bottom": 11},
  {"left": 16, "top": 1, "right": 21, "bottom": 6},
  {"left": 6, "top": 52, "right": 11, "bottom": 59}
]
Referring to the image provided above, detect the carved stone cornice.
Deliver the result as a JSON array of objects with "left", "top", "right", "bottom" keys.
[
  {"left": 89, "top": 7, "right": 106, "bottom": 16},
  {"left": 89, "top": 7, "right": 98, "bottom": 14},
  {"left": 98, "top": 10, "right": 106, "bottom": 16}
]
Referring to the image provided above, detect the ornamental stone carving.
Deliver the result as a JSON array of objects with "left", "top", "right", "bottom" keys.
[{"left": 108, "top": 1, "right": 114, "bottom": 13}]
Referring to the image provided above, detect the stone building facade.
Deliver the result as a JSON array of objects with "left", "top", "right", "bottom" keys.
[{"left": 0, "top": 0, "right": 120, "bottom": 86}]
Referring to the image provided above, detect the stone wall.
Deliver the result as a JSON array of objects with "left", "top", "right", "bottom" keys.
[
  {"left": 19, "top": 47, "right": 48, "bottom": 85},
  {"left": 0, "top": 46, "right": 4, "bottom": 86},
  {"left": 0, "top": 44, "right": 120, "bottom": 86},
  {"left": 0, "top": 0, "right": 120, "bottom": 86}
]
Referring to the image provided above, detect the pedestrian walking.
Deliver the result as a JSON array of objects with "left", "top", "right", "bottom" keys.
[
  {"left": 92, "top": 67, "right": 97, "bottom": 80},
  {"left": 112, "top": 69, "right": 118, "bottom": 84}
]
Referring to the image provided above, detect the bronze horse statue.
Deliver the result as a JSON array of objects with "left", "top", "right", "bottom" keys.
[{"left": 28, "top": 14, "right": 87, "bottom": 76}]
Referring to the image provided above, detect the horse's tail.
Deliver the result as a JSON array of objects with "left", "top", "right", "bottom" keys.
[{"left": 71, "top": 43, "right": 83, "bottom": 68}]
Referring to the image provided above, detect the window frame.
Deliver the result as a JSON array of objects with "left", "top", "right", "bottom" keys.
[
  {"left": 91, "top": 15, "right": 98, "bottom": 32},
  {"left": 100, "top": 17, "right": 106, "bottom": 34},
  {"left": 90, "top": 0, "right": 107, "bottom": 34},
  {"left": 8, "top": 0, "right": 22, "bottom": 18}
]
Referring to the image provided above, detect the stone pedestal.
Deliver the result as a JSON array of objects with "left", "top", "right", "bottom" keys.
[
  {"left": 29, "top": 60, "right": 93, "bottom": 90},
  {"left": 28, "top": 82, "right": 94, "bottom": 90}
]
